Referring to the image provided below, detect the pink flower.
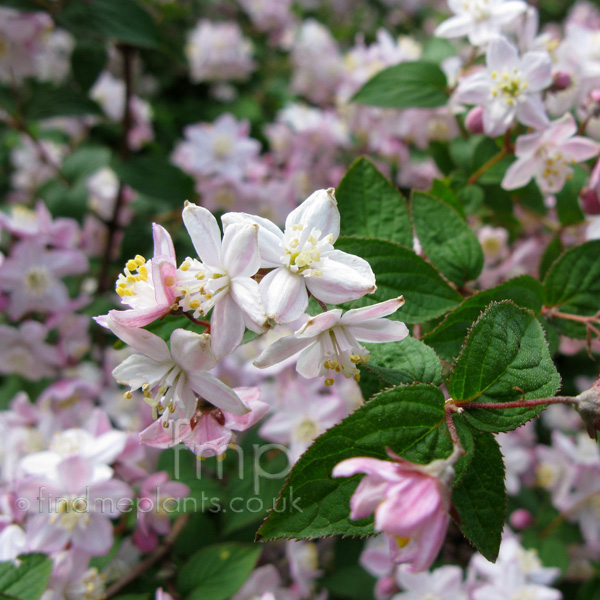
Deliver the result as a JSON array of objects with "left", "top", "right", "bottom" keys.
[
  {"left": 332, "top": 449, "right": 455, "bottom": 572},
  {"left": 502, "top": 114, "right": 599, "bottom": 194},
  {"left": 103, "top": 223, "right": 179, "bottom": 329}
]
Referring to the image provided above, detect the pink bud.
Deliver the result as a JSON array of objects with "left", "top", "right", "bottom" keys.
[
  {"left": 552, "top": 71, "right": 571, "bottom": 91},
  {"left": 375, "top": 576, "right": 399, "bottom": 600},
  {"left": 465, "top": 106, "right": 484, "bottom": 134},
  {"left": 590, "top": 89, "right": 600, "bottom": 104},
  {"left": 580, "top": 188, "right": 600, "bottom": 215},
  {"left": 510, "top": 508, "right": 533, "bottom": 530}
]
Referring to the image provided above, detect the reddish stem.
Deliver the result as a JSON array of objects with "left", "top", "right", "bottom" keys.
[{"left": 459, "top": 396, "right": 577, "bottom": 410}]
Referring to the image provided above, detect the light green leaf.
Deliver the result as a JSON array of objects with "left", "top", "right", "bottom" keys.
[
  {"left": 353, "top": 61, "right": 448, "bottom": 109},
  {"left": 0, "top": 554, "right": 53, "bottom": 600},
  {"left": 336, "top": 158, "right": 412, "bottom": 246},
  {"left": 336, "top": 237, "right": 463, "bottom": 324},
  {"left": 543, "top": 240, "right": 600, "bottom": 338},
  {"left": 177, "top": 543, "right": 261, "bottom": 600},
  {"left": 452, "top": 432, "right": 506, "bottom": 562},
  {"left": 423, "top": 275, "right": 544, "bottom": 361},
  {"left": 411, "top": 191, "right": 484, "bottom": 286},
  {"left": 448, "top": 301, "right": 561, "bottom": 432},
  {"left": 257, "top": 384, "right": 463, "bottom": 540}
]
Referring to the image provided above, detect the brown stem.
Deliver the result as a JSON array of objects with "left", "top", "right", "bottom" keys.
[
  {"left": 98, "top": 44, "right": 135, "bottom": 294},
  {"left": 468, "top": 147, "right": 509, "bottom": 185},
  {"left": 182, "top": 311, "right": 211, "bottom": 332},
  {"left": 458, "top": 396, "right": 577, "bottom": 410},
  {"left": 105, "top": 514, "right": 190, "bottom": 599}
]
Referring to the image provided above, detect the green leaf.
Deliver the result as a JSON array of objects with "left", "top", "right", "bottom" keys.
[
  {"left": 322, "top": 566, "right": 376, "bottom": 600},
  {"left": 470, "top": 138, "right": 513, "bottom": 185},
  {"left": 177, "top": 543, "right": 261, "bottom": 600},
  {"left": 539, "top": 235, "right": 563, "bottom": 280},
  {"left": 422, "top": 276, "right": 544, "bottom": 362},
  {"left": 543, "top": 240, "right": 600, "bottom": 338},
  {"left": 0, "top": 554, "right": 53, "bottom": 600},
  {"left": 555, "top": 165, "right": 586, "bottom": 226},
  {"left": 411, "top": 191, "right": 484, "bottom": 286},
  {"left": 257, "top": 384, "right": 457, "bottom": 540},
  {"left": 61, "top": 146, "right": 111, "bottom": 182},
  {"left": 57, "top": 0, "right": 160, "bottom": 49},
  {"left": 448, "top": 301, "right": 561, "bottom": 432},
  {"left": 25, "top": 84, "right": 102, "bottom": 120},
  {"left": 359, "top": 337, "right": 443, "bottom": 401},
  {"left": 71, "top": 41, "right": 108, "bottom": 91},
  {"left": 352, "top": 61, "right": 449, "bottom": 109},
  {"left": 452, "top": 432, "right": 506, "bottom": 562},
  {"left": 112, "top": 156, "right": 196, "bottom": 203},
  {"left": 335, "top": 237, "right": 463, "bottom": 324},
  {"left": 430, "top": 179, "right": 466, "bottom": 218},
  {"left": 336, "top": 158, "right": 412, "bottom": 246}
]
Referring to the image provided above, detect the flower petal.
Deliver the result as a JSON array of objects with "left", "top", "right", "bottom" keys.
[
  {"left": 152, "top": 223, "right": 176, "bottom": 260},
  {"left": 230, "top": 277, "right": 267, "bottom": 330},
  {"left": 296, "top": 309, "right": 343, "bottom": 338},
  {"left": 187, "top": 372, "right": 249, "bottom": 415},
  {"left": 210, "top": 294, "right": 246, "bottom": 360},
  {"left": 260, "top": 267, "right": 309, "bottom": 323},
  {"left": 182, "top": 203, "right": 222, "bottom": 268},
  {"left": 253, "top": 333, "right": 313, "bottom": 369},
  {"left": 340, "top": 297, "right": 405, "bottom": 325},
  {"left": 349, "top": 320, "right": 409, "bottom": 343},
  {"left": 501, "top": 155, "right": 539, "bottom": 190},
  {"left": 222, "top": 222, "right": 261, "bottom": 278},
  {"left": 169, "top": 329, "right": 216, "bottom": 373},
  {"left": 285, "top": 188, "right": 340, "bottom": 241},
  {"left": 304, "top": 250, "right": 376, "bottom": 304},
  {"left": 295, "top": 340, "right": 326, "bottom": 379},
  {"left": 106, "top": 315, "right": 170, "bottom": 362}
]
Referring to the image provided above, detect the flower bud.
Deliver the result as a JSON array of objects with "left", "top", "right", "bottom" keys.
[
  {"left": 551, "top": 71, "right": 571, "bottom": 92},
  {"left": 465, "top": 106, "right": 484, "bottom": 134},
  {"left": 574, "top": 378, "right": 600, "bottom": 439},
  {"left": 580, "top": 187, "right": 600, "bottom": 215},
  {"left": 509, "top": 508, "right": 533, "bottom": 530}
]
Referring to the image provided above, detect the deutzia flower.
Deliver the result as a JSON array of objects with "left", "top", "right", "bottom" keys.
[
  {"left": 502, "top": 114, "right": 599, "bottom": 194},
  {"left": 179, "top": 202, "right": 267, "bottom": 359},
  {"left": 253, "top": 297, "right": 408, "bottom": 384},
  {"left": 223, "top": 188, "right": 376, "bottom": 324},
  {"left": 103, "top": 317, "right": 249, "bottom": 420},
  {"left": 454, "top": 35, "right": 552, "bottom": 137},
  {"left": 435, "top": 0, "right": 527, "bottom": 47}
]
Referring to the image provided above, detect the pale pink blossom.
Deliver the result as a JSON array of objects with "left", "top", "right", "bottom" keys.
[
  {"left": 454, "top": 36, "right": 552, "bottom": 137},
  {"left": 394, "top": 565, "right": 468, "bottom": 600},
  {"left": 254, "top": 297, "right": 408, "bottom": 384},
  {"left": 185, "top": 20, "right": 255, "bottom": 83},
  {"left": 333, "top": 448, "right": 455, "bottom": 572},
  {"left": 104, "top": 317, "right": 249, "bottom": 421},
  {"left": 435, "top": 0, "right": 527, "bottom": 46},
  {"left": 502, "top": 114, "right": 599, "bottom": 194},
  {"left": 223, "top": 188, "right": 376, "bottom": 324}
]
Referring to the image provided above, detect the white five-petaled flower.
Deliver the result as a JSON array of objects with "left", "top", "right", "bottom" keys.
[
  {"left": 179, "top": 202, "right": 267, "bottom": 359},
  {"left": 106, "top": 317, "right": 248, "bottom": 420},
  {"left": 502, "top": 113, "right": 599, "bottom": 194},
  {"left": 254, "top": 297, "right": 408, "bottom": 384},
  {"left": 435, "top": 0, "right": 528, "bottom": 47},
  {"left": 222, "top": 188, "right": 376, "bottom": 324},
  {"left": 454, "top": 35, "right": 552, "bottom": 137}
]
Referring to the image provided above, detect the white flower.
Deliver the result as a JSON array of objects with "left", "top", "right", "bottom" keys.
[
  {"left": 223, "top": 188, "right": 376, "bottom": 324},
  {"left": 106, "top": 318, "right": 248, "bottom": 419},
  {"left": 435, "top": 0, "right": 528, "bottom": 47},
  {"left": 180, "top": 202, "right": 267, "bottom": 359},
  {"left": 454, "top": 35, "right": 552, "bottom": 137},
  {"left": 254, "top": 297, "right": 408, "bottom": 384}
]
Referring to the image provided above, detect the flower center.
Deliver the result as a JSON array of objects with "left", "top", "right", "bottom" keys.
[
  {"left": 281, "top": 224, "right": 333, "bottom": 276},
  {"left": 213, "top": 133, "right": 234, "bottom": 158},
  {"left": 491, "top": 68, "right": 529, "bottom": 105},
  {"left": 116, "top": 255, "right": 149, "bottom": 298},
  {"left": 51, "top": 496, "right": 90, "bottom": 531},
  {"left": 539, "top": 149, "right": 573, "bottom": 190},
  {"left": 294, "top": 418, "right": 319, "bottom": 442},
  {"left": 178, "top": 260, "right": 231, "bottom": 315},
  {"left": 25, "top": 267, "right": 50, "bottom": 295},
  {"left": 320, "top": 328, "right": 369, "bottom": 385}
]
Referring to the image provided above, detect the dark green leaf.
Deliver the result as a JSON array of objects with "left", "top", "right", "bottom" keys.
[
  {"left": 71, "top": 41, "right": 108, "bottom": 91},
  {"left": 353, "top": 61, "right": 448, "bottom": 109},
  {"left": 336, "top": 158, "right": 412, "bottom": 246},
  {"left": 57, "top": 0, "right": 160, "bottom": 49},
  {"left": 25, "top": 84, "right": 102, "bottom": 120},
  {"left": 448, "top": 301, "right": 561, "bottom": 432},
  {"left": 359, "top": 337, "right": 443, "bottom": 401},
  {"left": 0, "top": 554, "right": 53, "bottom": 600},
  {"left": 543, "top": 240, "right": 600, "bottom": 338},
  {"left": 322, "top": 566, "right": 376, "bottom": 600},
  {"left": 423, "top": 275, "right": 544, "bottom": 362},
  {"left": 452, "top": 432, "right": 506, "bottom": 562},
  {"left": 336, "top": 237, "right": 463, "bottom": 324},
  {"left": 555, "top": 165, "right": 586, "bottom": 225},
  {"left": 112, "top": 156, "right": 196, "bottom": 203},
  {"left": 430, "top": 179, "right": 466, "bottom": 218},
  {"left": 61, "top": 146, "right": 111, "bottom": 182},
  {"left": 177, "top": 543, "right": 261, "bottom": 600},
  {"left": 257, "top": 384, "right": 457, "bottom": 540},
  {"left": 411, "top": 191, "right": 484, "bottom": 286}
]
